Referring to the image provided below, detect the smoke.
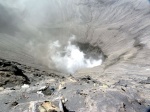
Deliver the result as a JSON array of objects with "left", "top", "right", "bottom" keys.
[
  {"left": 48, "top": 36, "right": 102, "bottom": 74},
  {"left": 0, "top": 0, "right": 105, "bottom": 73}
]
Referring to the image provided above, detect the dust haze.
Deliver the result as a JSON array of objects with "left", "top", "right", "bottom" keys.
[
  {"left": 0, "top": 0, "right": 150, "bottom": 73},
  {"left": 0, "top": 0, "right": 104, "bottom": 73}
]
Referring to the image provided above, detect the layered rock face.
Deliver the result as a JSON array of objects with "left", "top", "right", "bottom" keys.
[{"left": 0, "top": 0, "right": 150, "bottom": 112}]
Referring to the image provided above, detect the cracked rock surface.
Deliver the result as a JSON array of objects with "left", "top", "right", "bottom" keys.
[{"left": 0, "top": 58, "right": 149, "bottom": 112}]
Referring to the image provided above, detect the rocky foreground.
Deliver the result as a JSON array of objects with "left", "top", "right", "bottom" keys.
[{"left": 0, "top": 57, "right": 150, "bottom": 112}]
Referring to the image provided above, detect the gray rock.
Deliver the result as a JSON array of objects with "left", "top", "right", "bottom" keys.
[
  {"left": 140, "top": 77, "right": 150, "bottom": 84},
  {"left": 0, "top": 60, "right": 30, "bottom": 87}
]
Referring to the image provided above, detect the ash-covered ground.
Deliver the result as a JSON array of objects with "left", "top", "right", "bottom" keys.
[{"left": 0, "top": 0, "right": 150, "bottom": 112}]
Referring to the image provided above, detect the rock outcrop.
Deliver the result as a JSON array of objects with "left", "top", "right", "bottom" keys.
[{"left": 0, "top": 59, "right": 30, "bottom": 87}]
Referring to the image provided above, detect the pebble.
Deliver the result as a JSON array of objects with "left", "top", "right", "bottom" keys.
[
  {"left": 0, "top": 87, "right": 4, "bottom": 91},
  {"left": 21, "top": 84, "right": 30, "bottom": 89}
]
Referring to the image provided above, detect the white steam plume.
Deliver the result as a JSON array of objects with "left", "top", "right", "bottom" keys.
[{"left": 48, "top": 36, "right": 102, "bottom": 74}]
